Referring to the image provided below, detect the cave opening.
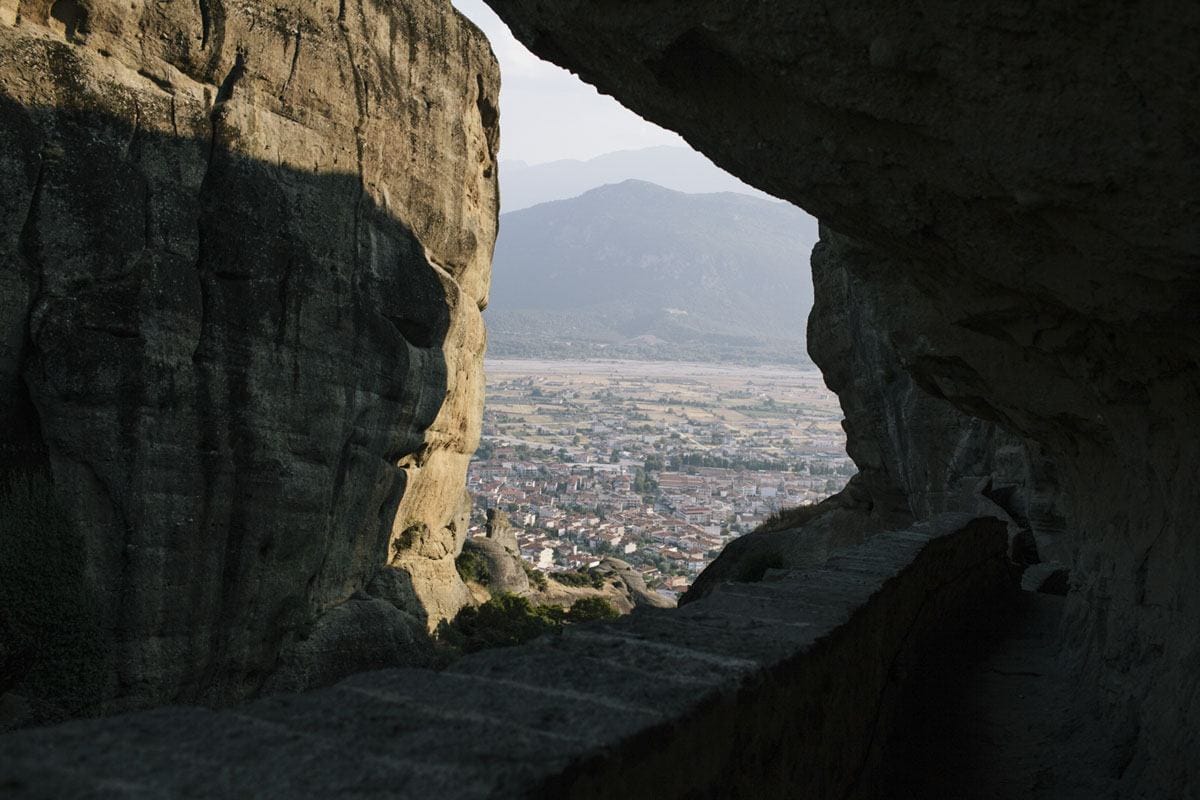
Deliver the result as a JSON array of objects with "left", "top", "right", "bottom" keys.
[
  {"left": 0, "top": 0, "right": 1193, "bottom": 796},
  {"left": 447, "top": 0, "right": 853, "bottom": 625}
]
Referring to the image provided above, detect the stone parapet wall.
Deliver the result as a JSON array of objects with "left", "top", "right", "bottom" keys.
[{"left": 0, "top": 513, "right": 1011, "bottom": 799}]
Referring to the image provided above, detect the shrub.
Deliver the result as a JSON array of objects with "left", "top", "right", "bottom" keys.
[
  {"left": 555, "top": 569, "right": 605, "bottom": 589},
  {"left": 455, "top": 548, "right": 491, "bottom": 586},
  {"left": 522, "top": 562, "right": 548, "bottom": 591},
  {"left": 439, "top": 593, "right": 564, "bottom": 653},
  {"left": 568, "top": 597, "right": 619, "bottom": 622},
  {"left": 439, "top": 593, "right": 621, "bottom": 656},
  {"left": 757, "top": 502, "right": 827, "bottom": 534}
]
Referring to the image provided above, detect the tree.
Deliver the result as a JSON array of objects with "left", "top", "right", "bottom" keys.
[
  {"left": 474, "top": 440, "right": 495, "bottom": 461},
  {"left": 569, "top": 597, "right": 619, "bottom": 622}
]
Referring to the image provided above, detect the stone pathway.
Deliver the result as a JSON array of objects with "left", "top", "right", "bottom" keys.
[
  {"left": 0, "top": 515, "right": 1012, "bottom": 799},
  {"left": 883, "top": 590, "right": 1121, "bottom": 800}
]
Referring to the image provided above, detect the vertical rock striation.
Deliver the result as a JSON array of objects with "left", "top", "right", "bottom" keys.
[
  {"left": 804, "top": 230, "right": 1069, "bottom": 554},
  {"left": 484, "top": 0, "right": 1200, "bottom": 793},
  {"left": 685, "top": 229, "right": 1071, "bottom": 601},
  {"left": 0, "top": 0, "right": 497, "bottom": 719}
]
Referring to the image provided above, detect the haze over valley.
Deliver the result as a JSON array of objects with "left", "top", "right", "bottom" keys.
[
  {"left": 488, "top": 160, "right": 819, "bottom": 365},
  {"left": 499, "top": 145, "right": 772, "bottom": 211}
]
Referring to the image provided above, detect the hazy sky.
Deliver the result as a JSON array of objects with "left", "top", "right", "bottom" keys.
[{"left": 452, "top": 0, "right": 687, "bottom": 164}]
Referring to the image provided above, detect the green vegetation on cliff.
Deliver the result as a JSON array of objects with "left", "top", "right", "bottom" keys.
[
  {"left": 553, "top": 569, "right": 606, "bottom": 589},
  {"left": 455, "top": 548, "right": 492, "bottom": 586},
  {"left": 439, "top": 593, "right": 619, "bottom": 654}
]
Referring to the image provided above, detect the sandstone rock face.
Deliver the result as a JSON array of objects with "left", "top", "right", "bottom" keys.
[
  {"left": 485, "top": 1, "right": 1199, "bottom": 793},
  {"left": 0, "top": 0, "right": 497, "bottom": 718},
  {"left": 689, "top": 227, "right": 1073, "bottom": 604},
  {"left": 484, "top": 507, "right": 517, "bottom": 552},
  {"left": 808, "top": 231, "right": 1070, "bottom": 554}
]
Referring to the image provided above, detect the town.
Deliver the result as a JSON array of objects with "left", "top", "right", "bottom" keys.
[{"left": 467, "top": 359, "right": 853, "bottom": 600}]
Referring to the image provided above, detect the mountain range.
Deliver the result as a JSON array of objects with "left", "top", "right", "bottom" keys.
[
  {"left": 499, "top": 146, "right": 772, "bottom": 211},
  {"left": 486, "top": 180, "right": 818, "bottom": 365}
]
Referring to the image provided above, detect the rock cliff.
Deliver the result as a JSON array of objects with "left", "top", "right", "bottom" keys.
[
  {"left": 0, "top": 0, "right": 497, "bottom": 721},
  {"left": 686, "top": 227, "right": 1073, "bottom": 603},
  {"left": 484, "top": 1, "right": 1199, "bottom": 794}
]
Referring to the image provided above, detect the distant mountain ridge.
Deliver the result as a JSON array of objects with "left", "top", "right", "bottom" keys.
[
  {"left": 499, "top": 146, "right": 772, "bottom": 212},
  {"left": 487, "top": 180, "right": 818, "bottom": 365}
]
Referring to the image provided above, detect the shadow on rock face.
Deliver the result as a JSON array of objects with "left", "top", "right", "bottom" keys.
[{"left": 0, "top": 91, "right": 452, "bottom": 720}]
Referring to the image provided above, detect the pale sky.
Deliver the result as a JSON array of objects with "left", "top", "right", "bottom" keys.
[{"left": 452, "top": 0, "right": 688, "bottom": 164}]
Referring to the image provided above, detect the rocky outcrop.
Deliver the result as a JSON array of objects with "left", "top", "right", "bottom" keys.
[
  {"left": 458, "top": 509, "right": 673, "bottom": 612},
  {"left": 686, "top": 228, "right": 1073, "bottom": 604},
  {"left": 484, "top": 507, "right": 518, "bottom": 552},
  {"left": 529, "top": 556, "right": 674, "bottom": 614},
  {"left": 460, "top": 510, "right": 530, "bottom": 596},
  {"left": 0, "top": 0, "right": 497, "bottom": 719},
  {"left": 463, "top": 525, "right": 673, "bottom": 612},
  {"left": 595, "top": 557, "right": 674, "bottom": 611},
  {"left": 681, "top": 480, "right": 906, "bottom": 603},
  {"left": 461, "top": 536, "right": 530, "bottom": 595},
  {"left": 483, "top": 1, "right": 1199, "bottom": 794}
]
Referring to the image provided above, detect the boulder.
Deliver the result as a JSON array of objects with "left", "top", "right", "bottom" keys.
[
  {"left": 461, "top": 536, "right": 531, "bottom": 596},
  {"left": 597, "top": 557, "right": 674, "bottom": 610}
]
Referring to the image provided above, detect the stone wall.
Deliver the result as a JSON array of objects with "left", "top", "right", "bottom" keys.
[
  {"left": 0, "top": 513, "right": 1012, "bottom": 799},
  {"left": 0, "top": 0, "right": 497, "bottom": 720}
]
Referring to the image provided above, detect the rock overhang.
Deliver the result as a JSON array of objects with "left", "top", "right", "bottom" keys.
[{"left": 477, "top": 1, "right": 1199, "bottom": 793}]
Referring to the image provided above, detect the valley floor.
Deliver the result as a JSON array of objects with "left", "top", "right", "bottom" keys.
[{"left": 471, "top": 358, "right": 851, "bottom": 597}]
